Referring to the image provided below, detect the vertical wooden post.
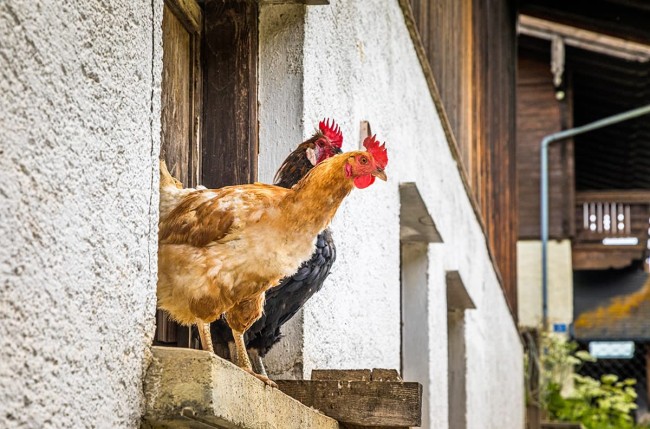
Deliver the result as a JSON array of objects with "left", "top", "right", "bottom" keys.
[{"left": 201, "top": 0, "right": 259, "bottom": 188}]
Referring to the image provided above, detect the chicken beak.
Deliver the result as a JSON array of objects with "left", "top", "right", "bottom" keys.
[
  {"left": 372, "top": 168, "right": 387, "bottom": 181},
  {"left": 334, "top": 147, "right": 343, "bottom": 154}
]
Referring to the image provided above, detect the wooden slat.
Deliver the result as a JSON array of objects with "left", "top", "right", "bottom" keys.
[
  {"left": 573, "top": 248, "right": 645, "bottom": 270},
  {"left": 276, "top": 380, "right": 422, "bottom": 427},
  {"left": 520, "top": 0, "right": 650, "bottom": 45},
  {"left": 202, "top": 0, "right": 258, "bottom": 188},
  {"left": 518, "top": 14, "right": 650, "bottom": 62},
  {"left": 161, "top": 5, "right": 192, "bottom": 186},
  {"left": 370, "top": 369, "right": 401, "bottom": 382},
  {"left": 575, "top": 190, "right": 650, "bottom": 204},
  {"left": 312, "top": 369, "right": 372, "bottom": 381}
]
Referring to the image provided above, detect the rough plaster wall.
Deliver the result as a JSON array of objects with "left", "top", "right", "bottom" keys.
[
  {"left": 0, "top": 1, "right": 162, "bottom": 427},
  {"left": 517, "top": 239, "right": 574, "bottom": 328},
  {"left": 296, "top": 1, "right": 525, "bottom": 427}
]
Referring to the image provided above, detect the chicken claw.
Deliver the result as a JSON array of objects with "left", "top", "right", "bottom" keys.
[{"left": 243, "top": 368, "right": 278, "bottom": 388}]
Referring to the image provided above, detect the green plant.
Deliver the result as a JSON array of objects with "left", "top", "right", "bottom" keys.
[{"left": 539, "top": 334, "right": 639, "bottom": 429}]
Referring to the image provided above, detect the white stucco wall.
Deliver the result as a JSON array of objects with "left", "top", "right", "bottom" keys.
[
  {"left": 259, "top": 1, "right": 524, "bottom": 428},
  {"left": 517, "top": 239, "right": 574, "bottom": 329},
  {"left": 0, "top": 1, "right": 161, "bottom": 427}
]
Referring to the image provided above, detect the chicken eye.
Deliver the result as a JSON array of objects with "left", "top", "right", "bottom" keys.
[
  {"left": 359, "top": 156, "right": 368, "bottom": 165},
  {"left": 317, "top": 140, "right": 325, "bottom": 147}
]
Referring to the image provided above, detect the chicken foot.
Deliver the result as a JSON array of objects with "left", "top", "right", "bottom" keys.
[
  {"left": 226, "top": 341, "right": 268, "bottom": 378},
  {"left": 232, "top": 330, "right": 277, "bottom": 387}
]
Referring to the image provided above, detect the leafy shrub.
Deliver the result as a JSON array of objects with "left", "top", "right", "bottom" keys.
[{"left": 540, "top": 334, "right": 638, "bottom": 429}]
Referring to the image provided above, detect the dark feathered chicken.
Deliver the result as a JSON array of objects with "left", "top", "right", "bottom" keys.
[{"left": 210, "top": 119, "right": 343, "bottom": 372}]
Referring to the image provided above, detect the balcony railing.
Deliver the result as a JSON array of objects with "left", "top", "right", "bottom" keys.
[{"left": 573, "top": 190, "right": 650, "bottom": 270}]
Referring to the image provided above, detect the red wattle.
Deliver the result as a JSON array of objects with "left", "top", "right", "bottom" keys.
[{"left": 354, "top": 175, "right": 375, "bottom": 189}]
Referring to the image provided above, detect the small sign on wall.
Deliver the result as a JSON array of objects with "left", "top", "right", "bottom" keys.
[{"left": 552, "top": 323, "right": 567, "bottom": 333}]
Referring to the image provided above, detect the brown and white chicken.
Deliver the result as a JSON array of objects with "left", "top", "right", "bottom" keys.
[{"left": 157, "top": 135, "right": 388, "bottom": 385}]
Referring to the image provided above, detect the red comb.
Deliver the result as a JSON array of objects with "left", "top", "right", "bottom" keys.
[
  {"left": 363, "top": 135, "right": 388, "bottom": 169},
  {"left": 319, "top": 118, "right": 343, "bottom": 148}
]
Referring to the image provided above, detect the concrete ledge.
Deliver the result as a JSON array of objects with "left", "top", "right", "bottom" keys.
[{"left": 143, "top": 347, "right": 339, "bottom": 429}]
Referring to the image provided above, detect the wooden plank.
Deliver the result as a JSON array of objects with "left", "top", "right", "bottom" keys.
[
  {"left": 165, "top": 0, "right": 202, "bottom": 35},
  {"left": 575, "top": 190, "right": 650, "bottom": 204},
  {"left": 161, "top": 4, "right": 192, "bottom": 186},
  {"left": 312, "top": 369, "right": 372, "bottom": 381},
  {"left": 520, "top": 0, "right": 650, "bottom": 46},
  {"left": 370, "top": 369, "right": 401, "bottom": 382},
  {"left": 202, "top": 0, "right": 258, "bottom": 188},
  {"left": 276, "top": 380, "right": 422, "bottom": 427},
  {"left": 359, "top": 121, "right": 372, "bottom": 149},
  {"left": 572, "top": 249, "right": 644, "bottom": 270},
  {"left": 518, "top": 15, "right": 650, "bottom": 62}
]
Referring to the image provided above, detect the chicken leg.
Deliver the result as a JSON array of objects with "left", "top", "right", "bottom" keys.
[
  {"left": 231, "top": 330, "right": 276, "bottom": 387},
  {"left": 226, "top": 295, "right": 276, "bottom": 387},
  {"left": 197, "top": 322, "right": 213, "bottom": 352}
]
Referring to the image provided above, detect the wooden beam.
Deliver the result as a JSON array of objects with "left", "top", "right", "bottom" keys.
[
  {"left": 572, "top": 248, "right": 643, "bottom": 270},
  {"left": 276, "top": 379, "right": 422, "bottom": 427},
  {"left": 312, "top": 369, "right": 372, "bottom": 381},
  {"left": 575, "top": 190, "right": 650, "bottom": 204},
  {"left": 312, "top": 369, "right": 402, "bottom": 382},
  {"left": 518, "top": 15, "right": 650, "bottom": 62}
]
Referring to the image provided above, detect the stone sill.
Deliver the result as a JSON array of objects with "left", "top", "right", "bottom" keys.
[{"left": 142, "top": 346, "right": 339, "bottom": 429}]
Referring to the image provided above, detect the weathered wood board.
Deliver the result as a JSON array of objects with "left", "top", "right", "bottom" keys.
[{"left": 277, "top": 369, "right": 422, "bottom": 428}]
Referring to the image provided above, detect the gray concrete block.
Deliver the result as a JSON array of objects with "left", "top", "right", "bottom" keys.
[{"left": 143, "top": 347, "right": 339, "bottom": 429}]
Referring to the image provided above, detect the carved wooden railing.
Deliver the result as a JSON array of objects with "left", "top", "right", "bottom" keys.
[{"left": 573, "top": 190, "right": 650, "bottom": 270}]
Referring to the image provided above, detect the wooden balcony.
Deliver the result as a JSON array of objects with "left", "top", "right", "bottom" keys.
[{"left": 573, "top": 190, "right": 650, "bottom": 270}]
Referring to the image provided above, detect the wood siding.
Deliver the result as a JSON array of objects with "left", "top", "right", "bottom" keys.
[
  {"left": 409, "top": 0, "right": 518, "bottom": 315},
  {"left": 161, "top": 1, "right": 202, "bottom": 187},
  {"left": 516, "top": 46, "right": 574, "bottom": 239}
]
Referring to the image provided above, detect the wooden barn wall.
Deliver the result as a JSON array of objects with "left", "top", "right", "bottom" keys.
[
  {"left": 516, "top": 47, "right": 574, "bottom": 240},
  {"left": 409, "top": 0, "right": 518, "bottom": 315}
]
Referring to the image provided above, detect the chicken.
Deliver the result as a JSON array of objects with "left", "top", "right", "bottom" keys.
[
  {"left": 157, "top": 134, "right": 388, "bottom": 386},
  {"left": 210, "top": 120, "right": 344, "bottom": 373}
]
